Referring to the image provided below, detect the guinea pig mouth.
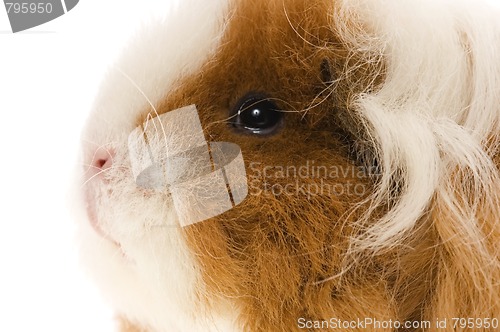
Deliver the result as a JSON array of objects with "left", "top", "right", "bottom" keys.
[
  {"left": 83, "top": 192, "right": 131, "bottom": 260},
  {"left": 84, "top": 188, "right": 116, "bottom": 243}
]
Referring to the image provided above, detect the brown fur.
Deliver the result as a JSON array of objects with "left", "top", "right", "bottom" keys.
[{"left": 125, "top": 0, "right": 500, "bottom": 331}]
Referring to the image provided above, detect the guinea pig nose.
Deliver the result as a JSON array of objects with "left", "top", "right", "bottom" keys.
[
  {"left": 90, "top": 147, "right": 115, "bottom": 174},
  {"left": 94, "top": 149, "right": 114, "bottom": 170}
]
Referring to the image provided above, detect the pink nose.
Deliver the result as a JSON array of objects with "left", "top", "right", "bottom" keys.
[{"left": 88, "top": 147, "right": 115, "bottom": 178}]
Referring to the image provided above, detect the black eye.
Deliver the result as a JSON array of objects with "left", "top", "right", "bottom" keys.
[{"left": 232, "top": 95, "right": 283, "bottom": 135}]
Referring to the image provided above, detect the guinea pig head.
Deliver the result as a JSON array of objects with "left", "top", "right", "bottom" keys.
[{"left": 79, "top": 0, "right": 500, "bottom": 331}]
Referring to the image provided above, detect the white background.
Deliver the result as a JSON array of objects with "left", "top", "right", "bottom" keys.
[{"left": 0, "top": 1, "right": 176, "bottom": 331}]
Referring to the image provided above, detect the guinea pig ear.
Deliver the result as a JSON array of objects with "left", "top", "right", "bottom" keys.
[
  {"left": 313, "top": 58, "right": 336, "bottom": 102},
  {"left": 320, "top": 58, "right": 333, "bottom": 84}
]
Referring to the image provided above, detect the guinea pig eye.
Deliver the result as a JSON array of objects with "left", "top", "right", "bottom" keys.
[{"left": 232, "top": 95, "right": 283, "bottom": 135}]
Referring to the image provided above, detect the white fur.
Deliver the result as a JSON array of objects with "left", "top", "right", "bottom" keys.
[{"left": 77, "top": 0, "right": 500, "bottom": 330}]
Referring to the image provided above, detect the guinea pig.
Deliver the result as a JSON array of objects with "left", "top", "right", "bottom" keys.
[{"left": 77, "top": 0, "right": 500, "bottom": 331}]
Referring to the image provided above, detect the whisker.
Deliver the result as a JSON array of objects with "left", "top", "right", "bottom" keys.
[
  {"left": 282, "top": 0, "right": 320, "bottom": 49},
  {"left": 113, "top": 66, "right": 160, "bottom": 118},
  {"left": 80, "top": 167, "right": 114, "bottom": 187},
  {"left": 202, "top": 97, "right": 303, "bottom": 133},
  {"left": 80, "top": 165, "right": 131, "bottom": 187},
  {"left": 114, "top": 66, "right": 171, "bottom": 160},
  {"left": 82, "top": 142, "right": 118, "bottom": 174},
  {"left": 300, "top": 82, "right": 337, "bottom": 120}
]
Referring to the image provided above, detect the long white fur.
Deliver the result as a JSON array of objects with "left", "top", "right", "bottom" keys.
[
  {"left": 78, "top": 0, "right": 500, "bottom": 331},
  {"left": 333, "top": 0, "right": 500, "bottom": 251}
]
